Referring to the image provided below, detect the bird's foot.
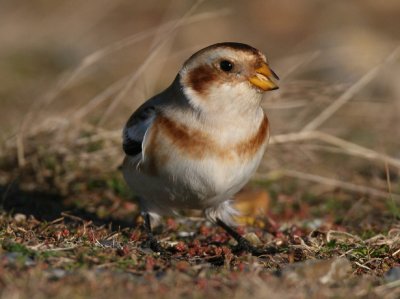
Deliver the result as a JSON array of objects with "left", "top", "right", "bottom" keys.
[
  {"left": 143, "top": 236, "right": 171, "bottom": 257},
  {"left": 233, "top": 238, "right": 258, "bottom": 255},
  {"left": 233, "top": 238, "right": 277, "bottom": 257},
  {"left": 148, "top": 237, "right": 163, "bottom": 252}
]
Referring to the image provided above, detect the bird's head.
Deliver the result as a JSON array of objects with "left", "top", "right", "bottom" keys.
[{"left": 179, "top": 42, "right": 279, "bottom": 115}]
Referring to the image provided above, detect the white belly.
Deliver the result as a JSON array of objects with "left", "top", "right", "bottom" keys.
[
  {"left": 123, "top": 108, "right": 269, "bottom": 218},
  {"left": 122, "top": 143, "right": 266, "bottom": 215}
]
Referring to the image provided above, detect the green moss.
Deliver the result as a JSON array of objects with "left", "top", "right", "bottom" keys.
[
  {"left": 86, "top": 140, "right": 104, "bottom": 153},
  {"left": 386, "top": 199, "right": 400, "bottom": 219},
  {"left": 2, "top": 239, "right": 34, "bottom": 256},
  {"left": 106, "top": 175, "right": 131, "bottom": 198}
]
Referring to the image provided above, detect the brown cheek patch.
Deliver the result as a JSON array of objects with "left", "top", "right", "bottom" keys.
[
  {"left": 235, "top": 115, "right": 269, "bottom": 158},
  {"left": 186, "top": 65, "right": 218, "bottom": 96}
]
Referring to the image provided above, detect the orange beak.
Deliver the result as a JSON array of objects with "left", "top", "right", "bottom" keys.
[{"left": 249, "top": 62, "right": 279, "bottom": 91}]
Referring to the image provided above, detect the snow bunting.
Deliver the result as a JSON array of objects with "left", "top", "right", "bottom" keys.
[{"left": 122, "top": 42, "right": 279, "bottom": 254}]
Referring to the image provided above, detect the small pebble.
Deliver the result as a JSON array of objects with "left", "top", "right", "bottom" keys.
[
  {"left": 384, "top": 267, "right": 400, "bottom": 283},
  {"left": 14, "top": 213, "right": 26, "bottom": 223},
  {"left": 178, "top": 231, "right": 195, "bottom": 237},
  {"left": 47, "top": 268, "right": 67, "bottom": 280},
  {"left": 244, "top": 232, "right": 262, "bottom": 246}
]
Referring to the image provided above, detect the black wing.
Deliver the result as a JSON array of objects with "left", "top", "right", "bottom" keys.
[
  {"left": 122, "top": 74, "right": 189, "bottom": 156},
  {"left": 122, "top": 105, "right": 156, "bottom": 156}
]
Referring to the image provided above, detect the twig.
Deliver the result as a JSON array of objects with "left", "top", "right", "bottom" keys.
[
  {"left": 374, "top": 280, "right": 400, "bottom": 294},
  {"left": 74, "top": 130, "right": 121, "bottom": 145},
  {"left": 264, "top": 100, "right": 309, "bottom": 110},
  {"left": 143, "top": 1, "right": 180, "bottom": 95},
  {"left": 326, "top": 230, "right": 363, "bottom": 243},
  {"left": 280, "top": 50, "right": 321, "bottom": 80},
  {"left": 341, "top": 197, "right": 366, "bottom": 225},
  {"left": 254, "top": 169, "right": 400, "bottom": 200},
  {"left": 97, "top": 39, "right": 172, "bottom": 126},
  {"left": 269, "top": 130, "right": 400, "bottom": 169},
  {"left": 71, "top": 43, "right": 212, "bottom": 122},
  {"left": 267, "top": 50, "right": 321, "bottom": 103},
  {"left": 301, "top": 45, "right": 400, "bottom": 132},
  {"left": 61, "top": 7, "right": 230, "bottom": 92},
  {"left": 49, "top": 217, "right": 65, "bottom": 224},
  {"left": 61, "top": 212, "right": 85, "bottom": 223},
  {"left": 392, "top": 248, "right": 400, "bottom": 257},
  {"left": 44, "top": 8, "right": 231, "bottom": 108},
  {"left": 16, "top": 133, "right": 25, "bottom": 167},
  {"left": 98, "top": 0, "right": 206, "bottom": 125},
  {"left": 42, "top": 246, "right": 78, "bottom": 252},
  {"left": 17, "top": 7, "right": 232, "bottom": 152},
  {"left": 354, "top": 261, "right": 372, "bottom": 271},
  {"left": 72, "top": 75, "right": 130, "bottom": 121}
]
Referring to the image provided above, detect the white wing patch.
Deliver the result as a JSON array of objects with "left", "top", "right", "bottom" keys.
[
  {"left": 124, "top": 114, "right": 154, "bottom": 142},
  {"left": 122, "top": 107, "right": 156, "bottom": 157}
]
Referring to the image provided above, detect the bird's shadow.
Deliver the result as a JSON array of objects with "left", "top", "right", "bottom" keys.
[{"left": 0, "top": 183, "right": 137, "bottom": 230}]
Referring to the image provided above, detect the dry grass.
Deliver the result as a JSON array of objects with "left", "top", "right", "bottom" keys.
[{"left": 1, "top": 1, "right": 400, "bottom": 298}]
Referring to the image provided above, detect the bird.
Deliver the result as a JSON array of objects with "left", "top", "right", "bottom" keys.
[{"left": 122, "top": 42, "right": 279, "bottom": 255}]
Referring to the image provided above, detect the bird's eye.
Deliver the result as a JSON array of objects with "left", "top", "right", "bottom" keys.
[{"left": 219, "top": 60, "right": 234, "bottom": 72}]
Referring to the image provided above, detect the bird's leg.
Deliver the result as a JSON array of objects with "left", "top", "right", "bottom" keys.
[
  {"left": 143, "top": 212, "right": 164, "bottom": 253},
  {"left": 216, "top": 218, "right": 270, "bottom": 256}
]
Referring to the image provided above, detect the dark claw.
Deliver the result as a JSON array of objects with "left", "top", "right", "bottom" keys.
[
  {"left": 233, "top": 238, "right": 262, "bottom": 256},
  {"left": 216, "top": 217, "right": 277, "bottom": 257},
  {"left": 148, "top": 237, "right": 164, "bottom": 253},
  {"left": 142, "top": 237, "right": 171, "bottom": 257},
  {"left": 141, "top": 211, "right": 171, "bottom": 257},
  {"left": 234, "top": 239, "right": 276, "bottom": 256}
]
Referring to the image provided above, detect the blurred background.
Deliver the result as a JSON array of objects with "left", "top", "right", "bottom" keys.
[{"left": 0, "top": 0, "right": 399, "bottom": 227}]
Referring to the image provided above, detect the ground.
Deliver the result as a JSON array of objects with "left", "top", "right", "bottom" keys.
[{"left": 0, "top": 140, "right": 399, "bottom": 298}]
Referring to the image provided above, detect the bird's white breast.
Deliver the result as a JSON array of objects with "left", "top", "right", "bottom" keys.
[{"left": 122, "top": 108, "right": 269, "bottom": 215}]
